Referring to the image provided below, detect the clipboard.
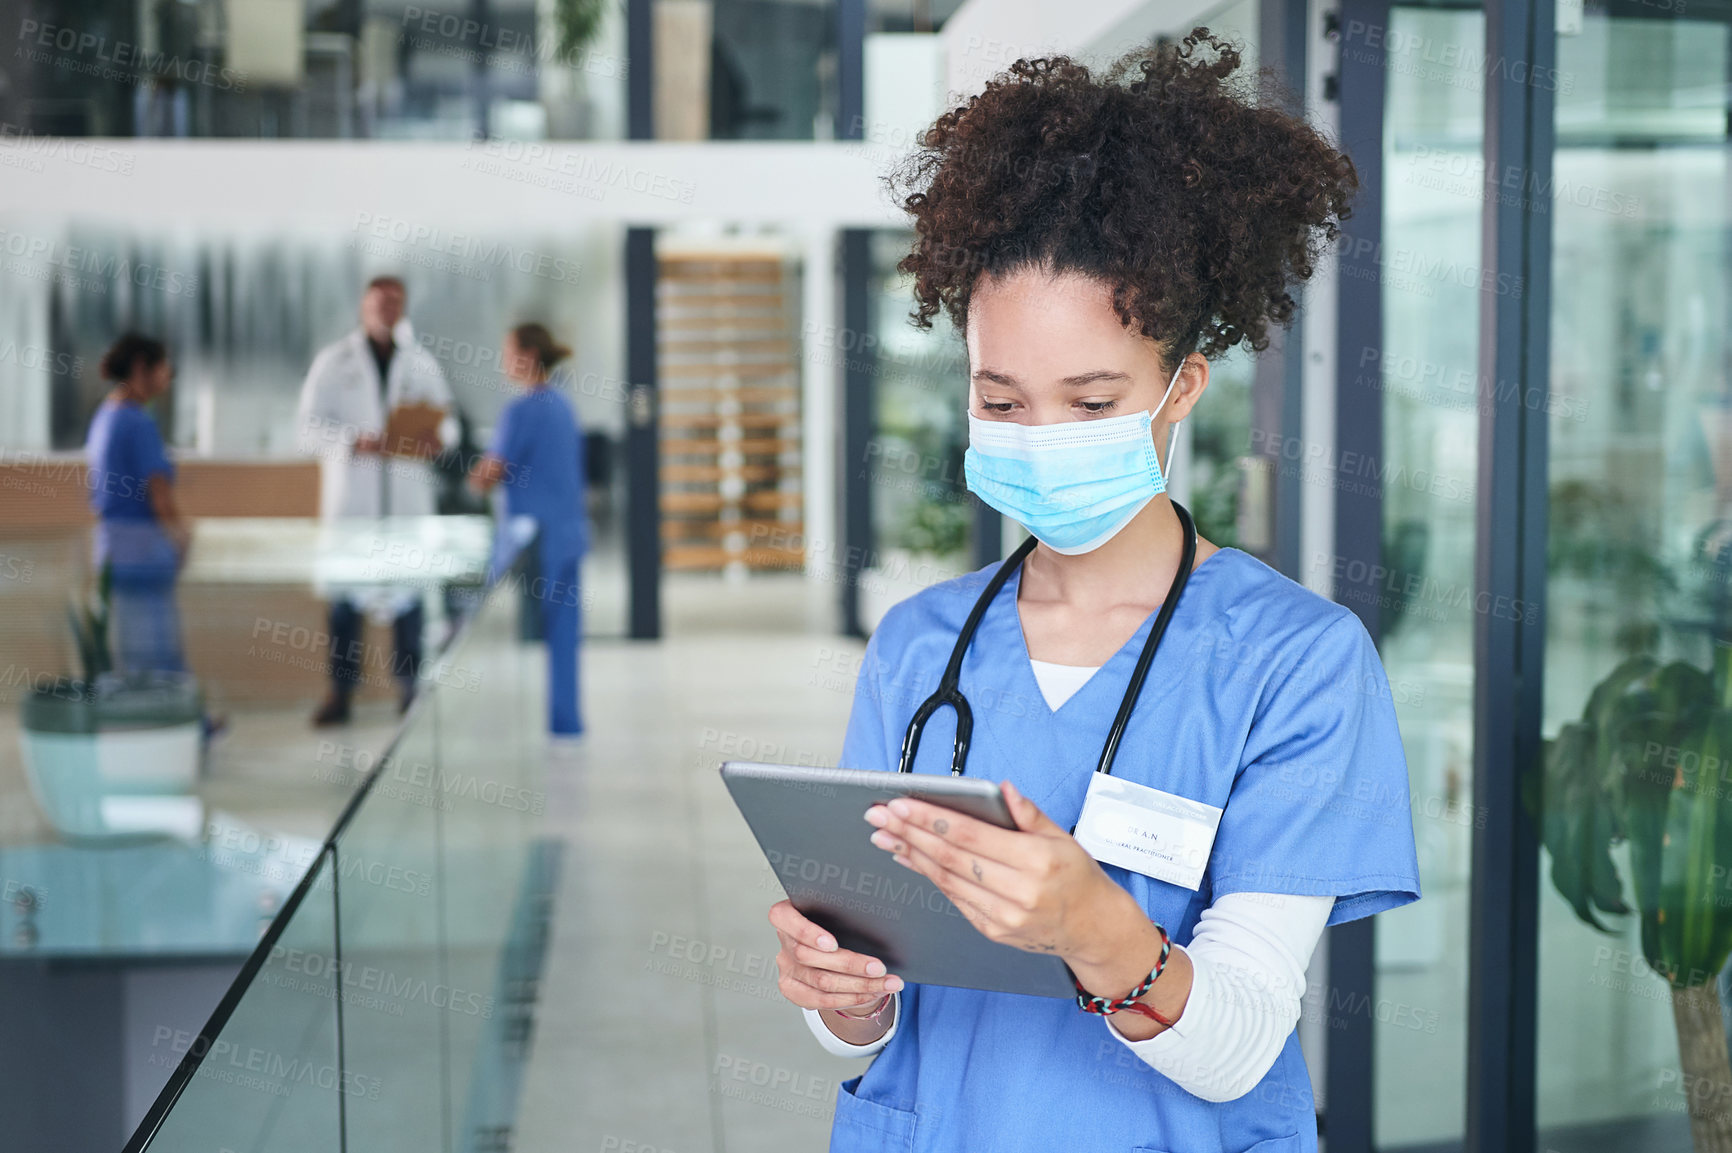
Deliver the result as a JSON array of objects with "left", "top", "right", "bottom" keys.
[
  {"left": 381, "top": 401, "right": 445, "bottom": 458},
  {"left": 720, "top": 761, "right": 1076, "bottom": 999}
]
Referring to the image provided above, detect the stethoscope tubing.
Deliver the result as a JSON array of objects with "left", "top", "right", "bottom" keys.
[{"left": 896, "top": 501, "right": 1199, "bottom": 779}]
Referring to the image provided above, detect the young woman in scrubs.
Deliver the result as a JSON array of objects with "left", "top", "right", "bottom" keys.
[
  {"left": 768, "top": 34, "right": 1421, "bottom": 1153},
  {"left": 469, "top": 324, "right": 588, "bottom": 736},
  {"left": 84, "top": 333, "right": 227, "bottom": 741},
  {"left": 84, "top": 333, "right": 193, "bottom": 674}
]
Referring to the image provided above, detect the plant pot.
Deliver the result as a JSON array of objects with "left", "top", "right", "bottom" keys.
[{"left": 18, "top": 671, "right": 204, "bottom": 840}]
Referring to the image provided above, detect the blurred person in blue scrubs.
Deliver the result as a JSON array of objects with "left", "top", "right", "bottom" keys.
[
  {"left": 84, "top": 333, "right": 192, "bottom": 675},
  {"left": 85, "top": 334, "right": 226, "bottom": 743},
  {"left": 468, "top": 323, "right": 588, "bottom": 738}
]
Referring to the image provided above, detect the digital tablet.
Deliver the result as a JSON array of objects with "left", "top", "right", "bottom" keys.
[{"left": 720, "top": 761, "right": 1075, "bottom": 999}]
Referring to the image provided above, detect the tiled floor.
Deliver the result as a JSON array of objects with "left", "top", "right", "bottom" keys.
[{"left": 514, "top": 585, "right": 873, "bottom": 1153}]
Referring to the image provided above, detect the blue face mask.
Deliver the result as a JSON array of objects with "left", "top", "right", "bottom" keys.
[{"left": 963, "top": 359, "right": 1185, "bottom": 555}]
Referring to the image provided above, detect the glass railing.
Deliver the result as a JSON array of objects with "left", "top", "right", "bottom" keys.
[{"left": 120, "top": 544, "right": 550, "bottom": 1153}]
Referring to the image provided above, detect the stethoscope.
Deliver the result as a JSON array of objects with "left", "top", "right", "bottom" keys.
[{"left": 896, "top": 500, "right": 1198, "bottom": 779}]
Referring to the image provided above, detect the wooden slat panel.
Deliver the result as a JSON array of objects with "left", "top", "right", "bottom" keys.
[
  {"left": 657, "top": 413, "right": 797, "bottom": 430},
  {"left": 656, "top": 275, "right": 782, "bottom": 290},
  {"left": 658, "top": 293, "right": 787, "bottom": 311},
  {"left": 656, "top": 249, "right": 800, "bottom": 572},
  {"left": 658, "top": 263, "right": 782, "bottom": 283},
  {"left": 659, "top": 295, "right": 787, "bottom": 308},
  {"left": 663, "top": 544, "right": 805, "bottom": 571},
  {"left": 660, "top": 519, "right": 804, "bottom": 540},
  {"left": 660, "top": 437, "right": 797, "bottom": 455},
  {"left": 660, "top": 491, "right": 803, "bottom": 513},
  {"left": 658, "top": 339, "right": 793, "bottom": 355},
  {"left": 658, "top": 254, "right": 783, "bottom": 266},
  {"left": 658, "top": 310, "right": 786, "bottom": 329},
  {"left": 660, "top": 464, "right": 788, "bottom": 483},
  {"left": 659, "top": 387, "right": 798, "bottom": 405},
  {"left": 660, "top": 332, "right": 791, "bottom": 345},
  {"left": 658, "top": 363, "right": 798, "bottom": 380}
]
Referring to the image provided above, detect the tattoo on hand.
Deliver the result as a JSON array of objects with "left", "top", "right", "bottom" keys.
[
  {"left": 972, "top": 860, "right": 983, "bottom": 882},
  {"left": 934, "top": 818, "right": 950, "bottom": 835}
]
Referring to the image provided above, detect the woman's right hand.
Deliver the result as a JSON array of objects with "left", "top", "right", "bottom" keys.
[{"left": 769, "top": 899, "right": 903, "bottom": 1016}]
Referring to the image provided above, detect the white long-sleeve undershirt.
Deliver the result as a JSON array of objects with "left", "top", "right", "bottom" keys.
[
  {"left": 803, "top": 994, "right": 902, "bottom": 1058},
  {"left": 1104, "top": 891, "right": 1332, "bottom": 1101}
]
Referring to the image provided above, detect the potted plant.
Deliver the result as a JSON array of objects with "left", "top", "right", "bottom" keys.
[
  {"left": 1541, "top": 509, "right": 1732, "bottom": 1152},
  {"left": 17, "top": 571, "right": 205, "bottom": 840}
]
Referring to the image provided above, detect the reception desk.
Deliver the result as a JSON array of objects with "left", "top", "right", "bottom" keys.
[{"left": 0, "top": 454, "right": 489, "bottom": 706}]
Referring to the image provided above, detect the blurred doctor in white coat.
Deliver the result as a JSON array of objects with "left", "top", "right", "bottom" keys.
[{"left": 296, "top": 274, "right": 455, "bottom": 726}]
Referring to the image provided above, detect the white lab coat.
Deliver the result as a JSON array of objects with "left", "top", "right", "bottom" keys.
[{"left": 296, "top": 324, "right": 455, "bottom": 521}]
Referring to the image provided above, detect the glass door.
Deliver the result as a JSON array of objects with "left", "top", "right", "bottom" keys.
[
  {"left": 1373, "top": 4, "right": 1485, "bottom": 1146},
  {"left": 1536, "top": 9, "right": 1732, "bottom": 1151}
]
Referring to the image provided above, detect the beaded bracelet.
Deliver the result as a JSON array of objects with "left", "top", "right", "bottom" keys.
[{"left": 1072, "top": 923, "right": 1172, "bottom": 1024}]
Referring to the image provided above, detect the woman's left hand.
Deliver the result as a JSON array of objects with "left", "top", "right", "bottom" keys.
[{"left": 865, "top": 781, "right": 1126, "bottom": 962}]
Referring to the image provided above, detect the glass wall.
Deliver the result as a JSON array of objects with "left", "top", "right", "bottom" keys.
[
  {"left": 863, "top": 229, "right": 971, "bottom": 592},
  {"left": 1160, "top": 0, "right": 1257, "bottom": 552},
  {"left": 706, "top": 0, "right": 835, "bottom": 139},
  {"left": 1188, "top": 344, "right": 1254, "bottom": 548},
  {"left": 0, "top": 0, "right": 628, "bottom": 139},
  {"left": 1535, "top": 10, "right": 1731, "bottom": 1150},
  {"left": 0, "top": 0, "right": 942, "bottom": 141},
  {"left": 1371, "top": 5, "right": 1485, "bottom": 1146}
]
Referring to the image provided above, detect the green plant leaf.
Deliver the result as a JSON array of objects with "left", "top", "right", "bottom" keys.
[
  {"left": 1608, "top": 661, "right": 1732, "bottom": 986},
  {"left": 1543, "top": 720, "right": 1627, "bottom": 931},
  {"left": 552, "top": 0, "right": 608, "bottom": 61}
]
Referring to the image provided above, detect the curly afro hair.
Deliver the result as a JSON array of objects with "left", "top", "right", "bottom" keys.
[{"left": 892, "top": 29, "right": 1356, "bottom": 366}]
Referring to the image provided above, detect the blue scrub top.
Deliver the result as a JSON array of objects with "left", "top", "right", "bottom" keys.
[
  {"left": 85, "top": 397, "right": 173, "bottom": 521},
  {"left": 489, "top": 386, "right": 588, "bottom": 558},
  {"left": 832, "top": 547, "right": 1422, "bottom": 1153}
]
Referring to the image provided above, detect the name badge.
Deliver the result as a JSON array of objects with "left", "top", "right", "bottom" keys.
[{"left": 1072, "top": 773, "right": 1222, "bottom": 890}]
